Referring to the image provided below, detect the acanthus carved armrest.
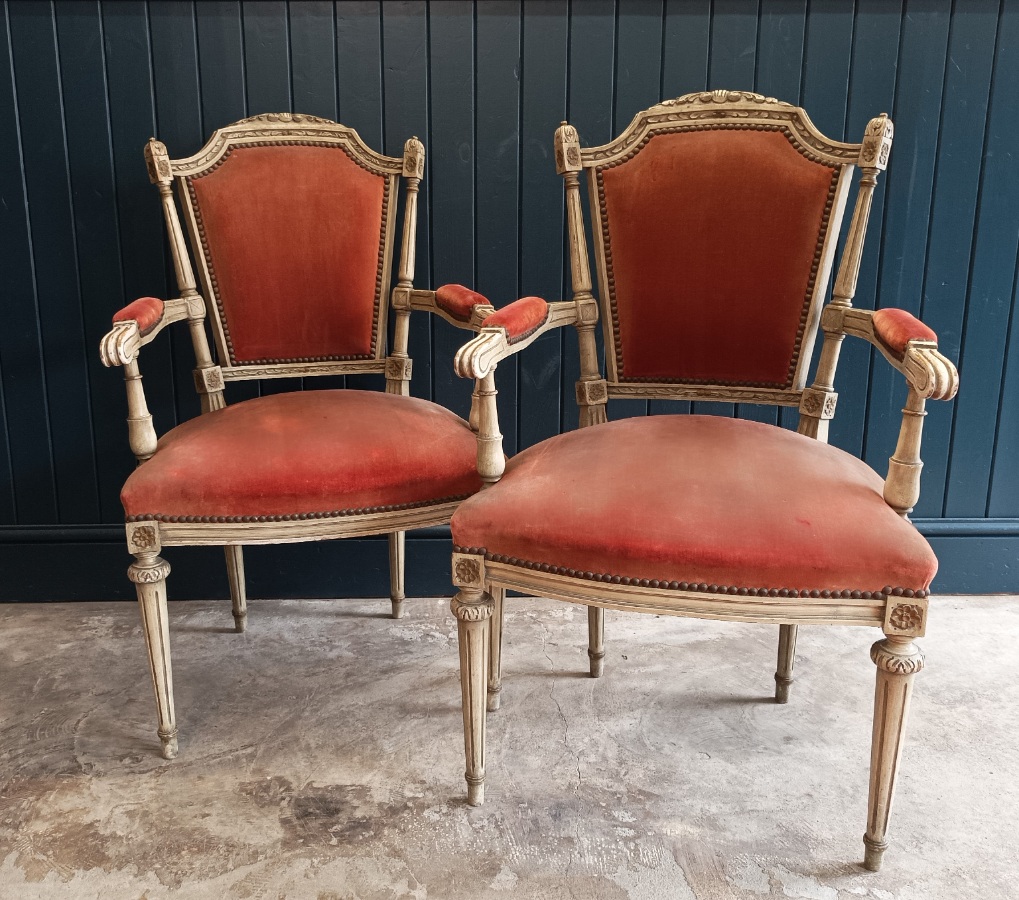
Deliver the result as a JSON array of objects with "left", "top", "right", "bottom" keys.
[
  {"left": 391, "top": 283, "right": 497, "bottom": 332},
  {"left": 820, "top": 304, "right": 960, "bottom": 516},
  {"left": 100, "top": 295, "right": 203, "bottom": 368}
]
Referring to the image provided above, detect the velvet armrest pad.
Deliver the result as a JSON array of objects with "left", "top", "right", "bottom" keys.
[
  {"left": 112, "top": 297, "right": 164, "bottom": 336},
  {"left": 871, "top": 308, "right": 937, "bottom": 356},
  {"left": 435, "top": 284, "right": 491, "bottom": 322},
  {"left": 485, "top": 296, "right": 549, "bottom": 343}
]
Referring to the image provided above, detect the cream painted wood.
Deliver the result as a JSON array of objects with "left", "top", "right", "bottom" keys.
[
  {"left": 224, "top": 545, "right": 247, "bottom": 633},
  {"left": 100, "top": 116, "right": 487, "bottom": 757},
  {"left": 450, "top": 92, "right": 958, "bottom": 868},
  {"left": 865, "top": 636, "right": 924, "bottom": 871},
  {"left": 587, "top": 607, "right": 605, "bottom": 678},
  {"left": 775, "top": 624, "right": 797, "bottom": 703},
  {"left": 487, "top": 586, "right": 505, "bottom": 712},
  {"left": 389, "top": 531, "right": 406, "bottom": 619},
  {"left": 128, "top": 553, "right": 177, "bottom": 759},
  {"left": 451, "top": 586, "right": 493, "bottom": 806}
]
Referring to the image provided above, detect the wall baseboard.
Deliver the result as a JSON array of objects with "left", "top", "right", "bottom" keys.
[{"left": 0, "top": 520, "right": 1014, "bottom": 600}]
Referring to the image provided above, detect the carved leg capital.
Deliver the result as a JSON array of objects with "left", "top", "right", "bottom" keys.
[
  {"left": 864, "top": 636, "right": 924, "bottom": 871},
  {"left": 452, "top": 588, "right": 494, "bottom": 805}
]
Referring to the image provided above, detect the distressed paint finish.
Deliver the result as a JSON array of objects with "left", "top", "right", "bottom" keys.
[{"left": 0, "top": 1, "right": 1015, "bottom": 594}]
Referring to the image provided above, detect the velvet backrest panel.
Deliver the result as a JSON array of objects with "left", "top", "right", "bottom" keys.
[
  {"left": 185, "top": 143, "right": 388, "bottom": 365},
  {"left": 596, "top": 127, "right": 839, "bottom": 388}
]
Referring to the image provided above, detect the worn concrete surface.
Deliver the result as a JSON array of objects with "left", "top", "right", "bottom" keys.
[{"left": 0, "top": 595, "right": 1016, "bottom": 899}]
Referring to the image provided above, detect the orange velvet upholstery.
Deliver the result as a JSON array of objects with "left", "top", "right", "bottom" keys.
[
  {"left": 485, "top": 296, "right": 549, "bottom": 343},
  {"left": 599, "top": 129, "right": 836, "bottom": 386},
  {"left": 113, "top": 297, "right": 164, "bottom": 335},
  {"left": 451, "top": 416, "right": 936, "bottom": 596},
  {"left": 122, "top": 390, "right": 482, "bottom": 522},
  {"left": 872, "top": 308, "right": 938, "bottom": 357},
  {"left": 436, "top": 284, "right": 490, "bottom": 322},
  {"left": 186, "top": 145, "right": 386, "bottom": 364}
]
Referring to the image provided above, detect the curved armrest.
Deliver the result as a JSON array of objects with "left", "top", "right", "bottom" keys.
[
  {"left": 455, "top": 298, "right": 578, "bottom": 379},
  {"left": 100, "top": 296, "right": 196, "bottom": 367},
  {"left": 391, "top": 284, "right": 496, "bottom": 331},
  {"left": 824, "top": 305, "right": 959, "bottom": 401}
]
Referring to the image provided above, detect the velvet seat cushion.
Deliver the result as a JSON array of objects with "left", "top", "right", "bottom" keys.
[
  {"left": 451, "top": 416, "right": 937, "bottom": 597},
  {"left": 122, "top": 391, "right": 483, "bottom": 522}
]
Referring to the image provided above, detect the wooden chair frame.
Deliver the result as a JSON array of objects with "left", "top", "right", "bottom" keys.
[
  {"left": 449, "top": 92, "right": 958, "bottom": 870},
  {"left": 100, "top": 114, "right": 496, "bottom": 759}
]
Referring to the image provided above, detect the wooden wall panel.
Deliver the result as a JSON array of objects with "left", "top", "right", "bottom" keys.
[{"left": 1, "top": 0, "right": 1017, "bottom": 596}]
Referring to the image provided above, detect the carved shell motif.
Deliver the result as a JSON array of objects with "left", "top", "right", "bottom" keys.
[{"left": 660, "top": 90, "right": 792, "bottom": 108}]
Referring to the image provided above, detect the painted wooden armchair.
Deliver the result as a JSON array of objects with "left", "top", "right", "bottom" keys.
[
  {"left": 99, "top": 115, "right": 498, "bottom": 759},
  {"left": 447, "top": 92, "right": 958, "bottom": 871}
]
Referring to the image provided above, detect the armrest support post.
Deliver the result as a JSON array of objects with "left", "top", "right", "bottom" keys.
[
  {"left": 475, "top": 371, "right": 505, "bottom": 485},
  {"left": 884, "top": 387, "right": 926, "bottom": 518},
  {"left": 123, "top": 359, "right": 158, "bottom": 462}
]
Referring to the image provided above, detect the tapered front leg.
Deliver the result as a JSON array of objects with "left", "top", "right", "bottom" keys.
[
  {"left": 775, "top": 624, "right": 797, "bottom": 703},
  {"left": 487, "top": 586, "right": 505, "bottom": 711},
  {"left": 588, "top": 606, "right": 605, "bottom": 677},
  {"left": 864, "top": 636, "right": 924, "bottom": 871},
  {"left": 224, "top": 545, "right": 247, "bottom": 633},
  {"left": 129, "top": 553, "right": 177, "bottom": 759},
  {"left": 451, "top": 587, "right": 494, "bottom": 806},
  {"left": 389, "top": 531, "right": 406, "bottom": 619}
]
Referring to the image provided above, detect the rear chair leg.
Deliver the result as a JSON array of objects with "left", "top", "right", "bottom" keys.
[
  {"left": 588, "top": 606, "right": 605, "bottom": 677},
  {"left": 129, "top": 552, "right": 177, "bottom": 759},
  {"left": 775, "top": 624, "right": 798, "bottom": 703},
  {"left": 451, "top": 587, "right": 493, "bottom": 806},
  {"left": 864, "top": 636, "right": 924, "bottom": 872},
  {"left": 225, "top": 545, "right": 247, "bottom": 633},
  {"left": 487, "top": 586, "right": 505, "bottom": 711},
  {"left": 389, "top": 531, "right": 406, "bottom": 619}
]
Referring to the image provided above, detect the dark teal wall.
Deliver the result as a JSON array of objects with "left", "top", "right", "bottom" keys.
[{"left": 1, "top": 0, "right": 1017, "bottom": 598}]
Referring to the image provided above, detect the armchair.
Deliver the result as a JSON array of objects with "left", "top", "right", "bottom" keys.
[
  {"left": 447, "top": 92, "right": 958, "bottom": 870},
  {"left": 100, "top": 114, "right": 497, "bottom": 759}
]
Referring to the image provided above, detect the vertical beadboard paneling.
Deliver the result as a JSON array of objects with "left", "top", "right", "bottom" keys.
[{"left": 1, "top": 0, "right": 1018, "bottom": 596}]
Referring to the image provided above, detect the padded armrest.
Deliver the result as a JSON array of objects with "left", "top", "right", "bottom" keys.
[
  {"left": 871, "top": 308, "right": 937, "bottom": 357},
  {"left": 112, "top": 296, "right": 165, "bottom": 335},
  {"left": 435, "top": 284, "right": 492, "bottom": 323},
  {"left": 455, "top": 297, "right": 577, "bottom": 379},
  {"left": 484, "top": 296, "right": 549, "bottom": 343}
]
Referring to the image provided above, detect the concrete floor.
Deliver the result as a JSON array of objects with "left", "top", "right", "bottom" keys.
[{"left": 0, "top": 596, "right": 1016, "bottom": 899}]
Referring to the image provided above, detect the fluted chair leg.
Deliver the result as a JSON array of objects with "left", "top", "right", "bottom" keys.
[
  {"left": 864, "top": 636, "right": 924, "bottom": 872},
  {"left": 389, "top": 531, "right": 406, "bottom": 619},
  {"left": 451, "top": 588, "right": 493, "bottom": 806},
  {"left": 487, "top": 586, "right": 505, "bottom": 711},
  {"left": 775, "top": 623, "right": 797, "bottom": 703},
  {"left": 225, "top": 545, "right": 247, "bottom": 633},
  {"left": 129, "top": 553, "right": 177, "bottom": 759},
  {"left": 588, "top": 606, "right": 605, "bottom": 677}
]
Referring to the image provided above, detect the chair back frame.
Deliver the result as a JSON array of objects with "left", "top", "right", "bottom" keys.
[
  {"left": 555, "top": 90, "right": 894, "bottom": 435},
  {"left": 143, "top": 113, "right": 420, "bottom": 402}
]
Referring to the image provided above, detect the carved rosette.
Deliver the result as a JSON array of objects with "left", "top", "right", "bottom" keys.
[
  {"left": 128, "top": 558, "right": 172, "bottom": 584},
  {"left": 450, "top": 594, "right": 494, "bottom": 623},
  {"left": 871, "top": 639, "right": 925, "bottom": 676},
  {"left": 799, "top": 388, "right": 838, "bottom": 419},
  {"left": 554, "top": 122, "right": 582, "bottom": 175},
  {"left": 128, "top": 523, "right": 160, "bottom": 553},
  {"left": 452, "top": 555, "right": 484, "bottom": 588},
  {"left": 883, "top": 596, "right": 928, "bottom": 637}
]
